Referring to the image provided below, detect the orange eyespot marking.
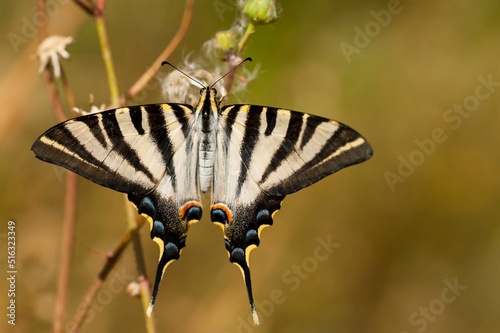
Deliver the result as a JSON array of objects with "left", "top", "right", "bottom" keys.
[
  {"left": 212, "top": 203, "right": 233, "bottom": 223},
  {"left": 179, "top": 201, "right": 202, "bottom": 220}
]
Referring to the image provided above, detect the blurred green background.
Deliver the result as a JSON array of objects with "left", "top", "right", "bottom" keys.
[{"left": 1, "top": 0, "right": 500, "bottom": 332}]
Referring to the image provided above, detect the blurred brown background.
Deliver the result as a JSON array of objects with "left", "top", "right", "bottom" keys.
[{"left": 1, "top": 1, "right": 499, "bottom": 332}]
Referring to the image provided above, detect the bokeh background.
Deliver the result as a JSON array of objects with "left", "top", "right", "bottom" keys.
[{"left": 1, "top": 1, "right": 500, "bottom": 332}]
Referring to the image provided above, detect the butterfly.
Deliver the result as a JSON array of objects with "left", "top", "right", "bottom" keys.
[{"left": 31, "top": 58, "right": 372, "bottom": 325}]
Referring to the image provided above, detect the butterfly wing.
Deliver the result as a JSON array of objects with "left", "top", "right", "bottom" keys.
[
  {"left": 211, "top": 104, "right": 372, "bottom": 324},
  {"left": 31, "top": 103, "right": 203, "bottom": 312}
]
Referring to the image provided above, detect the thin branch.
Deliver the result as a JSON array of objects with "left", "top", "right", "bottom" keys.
[
  {"left": 120, "top": 0, "right": 196, "bottom": 104},
  {"left": 124, "top": 198, "right": 156, "bottom": 333},
  {"left": 69, "top": 216, "right": 147, "bottom": 333},
  {"left": 138, "top": 276, "right": 156, "bottom": 333},
  {"left": 60, "top": 68, "right": 77, "bottom": 111},
  {"left": 236, "top": 22, "right": 255, "bottom": 56},
  {"left": 37, "top": 0, "right": 48, "bottom": 40},
  {"left": 53, "top": 172, "right": 78, "bottom": 333},
  {"left": 37, "top": 0, "right": 66, "bottom": 122},
  {"left": 36, "top": 1, "right": 78, "bottom": 333},
  {"left": 43, "top": 69, "right": 68, "bottom": 123},
  {"left": 71, "top": 0, "right": 99, "bottom": 16}
]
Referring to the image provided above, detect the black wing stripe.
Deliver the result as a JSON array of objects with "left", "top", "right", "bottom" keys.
[
  {"left": 259, "top": 110, "right": 304, "bottom": 184},
  {"left": 264, "top": 107, "right": 277, "bottom": 136},
  {"left": 223, "top": 105, "right": 239, "bottom": 138},
  {"left": 146, "top": 105, "right": 177, "bottom": 187},
  {"left": 130, "top": 107, "right": 146, "bottom": 135},
  {"left": 103, "top": 112, "right": 156, "bottom": 183},
  {"left": 86, "top": 115, "right": 108, "bottom": 149},
  {"left": 299, "top": 115, "right": 324, "bottom": 150},
  {"left": 236, "top": 105, "right": 261, "bottom": 196},
  {"left": 171, "top": 104, "right": 191, "bottom": 139}
]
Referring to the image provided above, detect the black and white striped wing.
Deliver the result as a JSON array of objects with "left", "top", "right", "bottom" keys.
[
  {"left": 211, "top": 104, "right": 372, "bottom": 323},
  {"left": 31, "top": 104, "right": 203, "bottom": 311}
]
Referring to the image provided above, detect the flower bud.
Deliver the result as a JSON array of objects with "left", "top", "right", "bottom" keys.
[
  {"left": 214, "top": 30, "right": 238, "bottom": 53},
  {"left": 243, "top": 0, "right": 279, "bottom": 25}
]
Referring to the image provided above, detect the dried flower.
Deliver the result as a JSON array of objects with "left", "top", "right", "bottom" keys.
[
  {"left": 160, "top": 57, "right": 226, "bottom": 104},
  {"left": 37, "top": 35, "right": 73, "bottom": 78},
  {"left": 126, "top": 281, "right": 141, "bottom": 298}
]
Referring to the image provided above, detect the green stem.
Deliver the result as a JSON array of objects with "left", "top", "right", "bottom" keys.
[
  {"left": 237, "top": 22, "right": 255, "bottom": 56},
  {"left": 222, "top": 22, "right": 255, "bottom": 94},
  {"left": 95, "top": 12, "right": 120, "bottom": 106}
]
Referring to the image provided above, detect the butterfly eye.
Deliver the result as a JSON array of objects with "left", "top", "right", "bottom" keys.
[
  {"left": 199, "top": 88, "right": 203, "bottom": 95},
  {"left": 212, "top": 88, "right": 217, "bottom": 95}
]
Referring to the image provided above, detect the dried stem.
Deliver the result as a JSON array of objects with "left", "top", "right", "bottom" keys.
[
  {"left": 37, "top": 0, "right": 48, "bottom": 40},
  {"left": 124, "top": 197, "right": 156, "bottom": 333},
  {"left": 36, "top": 1, "right": 79, "bottom": 333},
  {"left": 72, "top": 0, "right": 99, "bottom": 16},
  {"left": 43, "top": 69, "right": 68, "bottom": 123},
  {"left": 69, "top": 216, "right": 147, "bottom": 333},
  {"left": 120, "top": 0, "right": 195, "bottom": 104},
  {"left": 53, "top": 172, "right": 78, "bottom": 333},
  {"left": 60, "top": 68, "right": 77, "bottom": 111}
]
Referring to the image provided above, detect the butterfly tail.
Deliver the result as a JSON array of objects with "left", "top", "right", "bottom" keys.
[
  {"left": 229, "top": 247, "right": 260, "bottom": 326},
  {"left": 147, "top": 240, "right": 181, "bottom": 316}
]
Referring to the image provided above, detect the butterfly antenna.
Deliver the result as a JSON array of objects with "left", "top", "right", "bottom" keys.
[
  {"left": 161, "top": 61, "right": 205, "bottom": 88},
  {"left": 211, "top": 57, "right": 253, "bottom": 89}
]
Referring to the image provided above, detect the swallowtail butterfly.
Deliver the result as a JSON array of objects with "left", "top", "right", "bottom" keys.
[{"left": 32, "top": 59, "right": 372, "bottom": 325}]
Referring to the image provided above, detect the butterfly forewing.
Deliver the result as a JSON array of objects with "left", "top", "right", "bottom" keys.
[
  {"left": 217, "top": 104, "right": 372, "bottom": 197},
  {"left": 32, "top": 104, "right": 192, "bottom": 194}
]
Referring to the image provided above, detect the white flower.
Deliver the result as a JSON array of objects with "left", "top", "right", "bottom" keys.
[{"left": 37, "top": 35, "right": 73, "bottom": 78}]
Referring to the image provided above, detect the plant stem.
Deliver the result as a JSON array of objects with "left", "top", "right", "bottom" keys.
[
  {"left": 95, "top": 1, "right": 120, "bottom": 106},
  {"left": 71, "top": 0, "right": 98, "bottom": 15},
  {"left": 124, "top": 198, "right": 156, "bottom": 333},
  {"left": 37, "top": 1, "right": 78, "bottom": 333},
  {"left": 69, "top": 216, "right": 147, "bottom": 332},
  {"left": 237, "top": 22, "right": 255, "bottom": 56},
  {"left": 120, "top": 0, "right": 195, "bottom": 104},
  {"left": 223, "top": 22, "right": 255, "bottom": 94},
  {"left": 60, "top": 68, "right": 77, "bottom": 111},
  {"left": 53, "top": 172, "right": 78, "bottom": 333}
]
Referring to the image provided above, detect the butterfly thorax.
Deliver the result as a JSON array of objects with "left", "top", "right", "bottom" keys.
[{"left": 197, "top": 87, "right": 219, "bottom": 193}]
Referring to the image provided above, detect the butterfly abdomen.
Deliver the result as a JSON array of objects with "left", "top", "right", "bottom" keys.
[{"left": 197, "top": 87, "right": 219, "bottom": 193}]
